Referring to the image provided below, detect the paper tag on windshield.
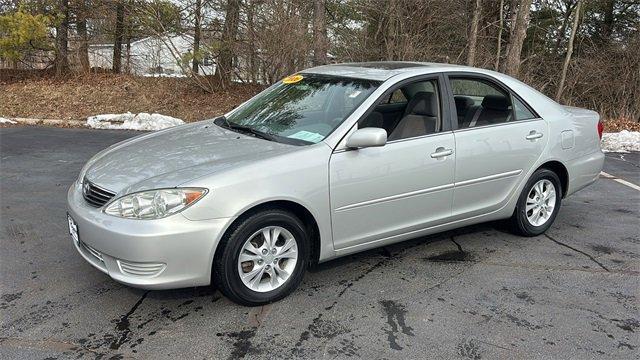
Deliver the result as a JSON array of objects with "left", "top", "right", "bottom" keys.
[
  {"left": 288, "top": 131, "right": 324, "bottom": 143},
  {"left": 348, "top": 90, "right": 362, "bottom": 98},
  {"left": 282, "top": 74, "right": 304, "bottom": 84}
]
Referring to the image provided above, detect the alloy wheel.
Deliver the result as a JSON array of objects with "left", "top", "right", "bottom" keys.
[
  {"left": 525, "top": 179, "right": 556, "bottom": 227},
  {"left": 237, "top": 226, "right": 298, "bottom": 292}
]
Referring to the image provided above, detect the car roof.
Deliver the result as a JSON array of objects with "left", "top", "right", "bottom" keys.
[
  {"left": 303, "top": 61, "right": 471, "bottom": 81},
  {"left": 302, "top": 61, "right": 567, "bottom": 139}
]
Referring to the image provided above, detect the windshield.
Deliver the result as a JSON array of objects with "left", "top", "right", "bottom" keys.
[{"left": 223, "top": 74, "right": 381, "bottom": 145}]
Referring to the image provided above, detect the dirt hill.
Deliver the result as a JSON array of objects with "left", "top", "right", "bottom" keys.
[{"left": 0, "top": 74, "right": 263, "bottom": 122}]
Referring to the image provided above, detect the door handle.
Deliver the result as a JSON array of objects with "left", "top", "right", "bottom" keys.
[
  {"left": 526, "top": 131, "right": 543, "bottom": 140},
  {"left": 430, "top": 147, "right": 454, "bottom": 158}
]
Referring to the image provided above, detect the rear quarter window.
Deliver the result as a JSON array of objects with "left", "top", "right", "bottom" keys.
[{"left": 513, "top": 97, "right": 537, "bottom": 120}]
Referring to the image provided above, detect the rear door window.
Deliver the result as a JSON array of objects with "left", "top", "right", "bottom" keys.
[{"left": 449, "top": 77, "right": 513, "bottom": 129}]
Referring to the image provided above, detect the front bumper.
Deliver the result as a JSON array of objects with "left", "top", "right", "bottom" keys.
[{"left": 67, "top": 182, "right": 232, "bottom": 289}]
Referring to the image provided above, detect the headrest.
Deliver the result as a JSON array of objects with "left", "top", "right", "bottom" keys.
[
  {"left": 405, "top": 92, "right": 438, "bottom": 117},
  {"left": 481, "top": 95, "right": 510, "bottom": 110},
  {"left": 454, "top": 96, "right": 474, "bottom": 113}
]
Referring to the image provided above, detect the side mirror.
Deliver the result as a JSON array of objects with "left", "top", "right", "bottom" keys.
[{"left": 346, "top": 128, "right": 387, "bottom": 149}]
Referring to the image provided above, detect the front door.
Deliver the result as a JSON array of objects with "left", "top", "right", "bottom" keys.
[{"left": 329, "top": 76, "right": 456, "bottom": 250}]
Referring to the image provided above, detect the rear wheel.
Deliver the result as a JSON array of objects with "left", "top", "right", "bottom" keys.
[
  {"left": 213, "top": 209, "right": 309, "bottom": 306},
  {"left": 510, "top": 169, "right": 562, "bottom": 236}
]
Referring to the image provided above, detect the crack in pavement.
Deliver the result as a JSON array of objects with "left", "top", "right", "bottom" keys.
[
  {"left": 110, "top": 290, "right": 150, "bottom": 350},
  {"left": 380, "top": 300, "right": 415, "bottom": 350},
  {"left": 291, "top": 248, "right": 396, "bottom": 355},
  {"left": 451, "top": 236, "right": 464, "bottom": 253},
  {"left": 463, "top": 261, "right": 633, "bottom": 275},
  {"left": 544, "top": 233, "right": 610, "bottom": 272},
  {"left": 328, "top": 247, "right": 395, "bottom": 309}
]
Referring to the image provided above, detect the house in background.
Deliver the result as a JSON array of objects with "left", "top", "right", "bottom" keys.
[{"left": 89, "top": 33, "right": 215, "bottom": 76}]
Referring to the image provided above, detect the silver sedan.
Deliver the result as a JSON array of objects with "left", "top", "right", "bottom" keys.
[{"left": 67, "top": 62, "right": 605, "bottom": 305}]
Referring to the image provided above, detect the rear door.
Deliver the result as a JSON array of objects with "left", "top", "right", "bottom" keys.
[{"left": 445, "top": 73, "right": 548, "bottom": 219}]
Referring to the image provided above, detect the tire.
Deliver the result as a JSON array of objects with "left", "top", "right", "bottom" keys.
[
  {"left": 510, "top": 168, "right": 562, "bottom": 237},
  {"left": 213, "top": 208, "right": 309, "bottom": 306}
]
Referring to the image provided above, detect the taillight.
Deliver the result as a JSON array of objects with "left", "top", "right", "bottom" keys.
[{"left": 597, "top": 121, "right": 604, "bottom": 139}]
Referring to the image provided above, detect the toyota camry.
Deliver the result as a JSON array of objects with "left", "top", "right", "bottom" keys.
[{"left": 67, "top": 62, "right": 605, "bottom": 305}]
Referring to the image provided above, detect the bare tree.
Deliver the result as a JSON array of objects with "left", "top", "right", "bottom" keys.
[
  {"left": 494, "top": 0, "right": 504, "bottom": 70},
  {"left": 55, "top": 0, "right": 70, "bottom": 75},
  {"left": 502, "top": 0, "right": 533, "bottom": 76},
  {"left": 556, "top": 0, "right": 582, "bottom": 101},
  {"left": 553, "top": 0, "right": 578, "bottom": 54},
  {"left": 215, "top": 0, "right": 241, "bottom": 84},
  {"left": 600, "top": 0, "right": 616, "bottom": 41},
  {"left": 76, "top": 0, "right": 90, "bottom": 72},
  {"left": 507, "top": 0, "right": 518, "bottom": 34},
  {"left": 313, "top": 0, "right": 328, "bottom": 65},
  {"left": 192, "top": 0, "right": 202, "bottom": 74},
  {"left": 246, "top": 0, "right": 257, "bottom": 82},
  {"left": 466, "top": 0, "right": 482, "bottom": 66},
  {"left": 113, "top": 1, "right": 125, "bottom": 73},
  {"left": 124, "top": 2, "right": 132, "bottom": 74}
]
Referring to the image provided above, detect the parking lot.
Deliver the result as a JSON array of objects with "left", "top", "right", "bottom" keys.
[{"left": 1, "top": 126, "right": 638, "bottom": 359}]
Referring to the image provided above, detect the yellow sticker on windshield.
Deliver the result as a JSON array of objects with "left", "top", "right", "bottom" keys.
[{"left": 282, "top": 74, "right": 304, "bottom": 84}]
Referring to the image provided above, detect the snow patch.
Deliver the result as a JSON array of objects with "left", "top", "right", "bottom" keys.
[
  {"left": 142, "top": 73, "right": 186, "bottom": 78},
  {"left": 601, "top": 131, "right": 640, "bottom": 153},
  {"left": 86, "top": 112, "right": 184, "bottom": 131},
  {"left": 0, "top": 117, "right": 17, "bottom": 124}
]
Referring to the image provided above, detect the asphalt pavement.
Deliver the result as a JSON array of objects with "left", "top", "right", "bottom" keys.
[{"left": 1, "top": 127, "right": 638, "bottom": 359}]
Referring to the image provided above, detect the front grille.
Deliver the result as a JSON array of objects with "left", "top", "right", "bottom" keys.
[{"left": 82, "top": 179, "right": 116, "bottom": 207}]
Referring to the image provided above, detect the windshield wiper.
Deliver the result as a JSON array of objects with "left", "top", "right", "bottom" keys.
[{"left": 214, "top": 117, "right": 278, "bottom": 142}]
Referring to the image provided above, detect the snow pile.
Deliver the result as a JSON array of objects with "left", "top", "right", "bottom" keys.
[
  {"left": 87, "top": 112, "right": 184, "bottom": 131},
  {"left": 142, "top": 73, "right": 186, "bottom": 78},
  {"left": 0, "top": 117, "right": 17, "bottom": 124},
  {"left": 601, "top": 131, "right": 640, "bottom": 153}
]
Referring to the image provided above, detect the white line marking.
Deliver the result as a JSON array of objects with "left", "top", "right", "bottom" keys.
[{"left": 600, "top": 171, "right": 640, "bottom": 191}]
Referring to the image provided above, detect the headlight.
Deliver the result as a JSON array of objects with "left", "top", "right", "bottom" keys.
[{"left": 104, "top": 188, "right": 207, "bottom": 219}]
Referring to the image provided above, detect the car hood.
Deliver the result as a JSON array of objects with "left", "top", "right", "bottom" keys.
[{"left": 84, "top": 120, "right": 299, "bottom": 194}]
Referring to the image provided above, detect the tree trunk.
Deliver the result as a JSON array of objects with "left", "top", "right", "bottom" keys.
[
  {"left": 507, "top": 0, "right": 519, "bottom": 34},
  {"left": 55, "top": 0, "right": 70, "bottom": 75},
  {"left": 312, "top": 0, "right": 328, "bottom": 66},
  {"left": 192, "top": 0, "right": 202, "bottom": 74},
  {"left": 600, "top": 0, "right": 615, "bottom": 41},
  {"left": 125, "top": 24, "right": 131, "bottom": 74},
  {"left": 494, "top": 0, "right": 504, "bottom": 70},
  {"left": 247, "top": 0, "right": 257, "bottom": 83},
  {"left": 215, "top": 0, "right": 241, "bottom": 84},
  {"left": 466, "top": 0, "right": 482, "bottom": 66},
  {"left": 112, "top": 1, "right": 125, "bottom": 73},
  {"left": 555, "top": 0, "right": 582, "bottom": 101},
  {"left": 76, "top": 0, "right": 90, "bottom": 73},
  {"left": 553, "top": 0, "right": 577, "bottom": 54},
  {"left": 502, "top": 0, "right": 533, "bottom": 77}
]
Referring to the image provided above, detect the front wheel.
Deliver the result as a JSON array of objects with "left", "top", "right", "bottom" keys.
[
  {"left": 510, "top": 169, "right": 562, "bottom": 236},
  {"left": 213, "top": 209, "right": 309, "bottom": 306}
]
